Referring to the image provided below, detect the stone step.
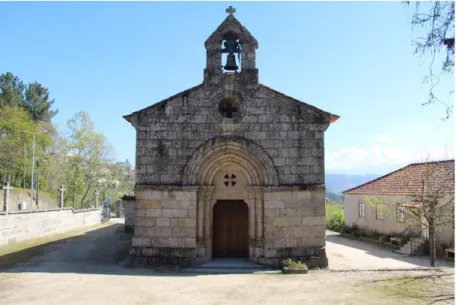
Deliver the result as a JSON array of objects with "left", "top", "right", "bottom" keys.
[
  {"left": 179, "top": 258, "right": 278, "bottom": 274},
  {"left": 180, "top": 267, "right": 280, "bottom": 274}
]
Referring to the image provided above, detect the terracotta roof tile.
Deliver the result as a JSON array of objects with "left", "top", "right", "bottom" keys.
[{"left": 343, "top": 160, "right": 455, "bottom": 196}]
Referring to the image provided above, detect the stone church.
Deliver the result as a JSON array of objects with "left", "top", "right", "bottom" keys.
[{"left": 123, "top": 7, "right": 339, "bottom": 268}]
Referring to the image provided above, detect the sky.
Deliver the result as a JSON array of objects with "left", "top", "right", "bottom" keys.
[{"left": 0, "top": 1, "right": 455, "bottom": 176}]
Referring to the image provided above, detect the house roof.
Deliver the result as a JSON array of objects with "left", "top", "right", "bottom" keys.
[{"left": 343, "top": 160, "right": 455, "bottom": 196}]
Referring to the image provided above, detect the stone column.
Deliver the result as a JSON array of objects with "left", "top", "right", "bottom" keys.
[
  {"left": 58, "top": 185, "right": 65, "bottom": 209},
  {"left": 196, "top": 190, "right": 205, "bottom": 242},
  {"left": 255, "top": 190, "right": 264, "bottom": 241},
  {"left": 248, "top": 190, "right": 256, "bottom": 240},
  {"left": 2, "top": 183, "right": 13, "bottom": 215},
  {"left": 94, "top": 190, "right": 99, "bottom": 208}
]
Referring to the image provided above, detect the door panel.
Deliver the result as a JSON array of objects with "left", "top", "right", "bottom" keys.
[{"left": 212, "top": 200, "right": 249, "bottom": 257}]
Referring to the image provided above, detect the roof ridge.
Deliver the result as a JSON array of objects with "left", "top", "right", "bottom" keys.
[
  {"left": 342, "top": 164, "right": 411, "bottom": 194},
  {"left": 343, "top": 159, "right": 455, "bottom": 195},
  {"left": 408, "top": 159, "right": 455, "bottom": 166}
]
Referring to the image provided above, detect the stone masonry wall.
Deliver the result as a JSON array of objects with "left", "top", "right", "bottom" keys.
[
  {"left": 0, "top": 208, "right": 101, "bottom": 246},
  {"left": 262, "top": 189, "right": 327, "bottom": 267},
  {"left": 130, "top": 190, "right": 197, "bottom": 267},
  {"left": 133, "top": 83, "right": 329, "bottom": 187}
]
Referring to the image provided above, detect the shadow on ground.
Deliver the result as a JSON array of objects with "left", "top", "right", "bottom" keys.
[{"left": 0, "top": 221, "right": 250, "bottom": 277}]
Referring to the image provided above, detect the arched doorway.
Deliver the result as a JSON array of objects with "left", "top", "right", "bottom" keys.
[{"left": 212, "top": 200, "right": 249, "bottom": 258}]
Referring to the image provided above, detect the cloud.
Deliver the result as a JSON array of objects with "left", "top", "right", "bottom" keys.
[
  {"left": 375, "top": 135, "right": 396, "bottom": 144},
  {"left": 325, "top": 144, "right": 453, "bottom": 175}
]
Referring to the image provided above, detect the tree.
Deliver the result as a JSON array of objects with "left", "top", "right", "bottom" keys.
[
  {"left": 364, "top": 159, "right": 454, "bottom": 267},
  {"left": 406, "top": 1, "right": 455, "bottom": 119},
  {"left": 0, "top": 106, "right": 40, "bottom": 186},
  {"left": 0, "top": 72, "right": 25, "bottom": 108},
  {"left": 66, "top": 111, "right": 114, "bottom": 208},
  {"left": 23, "top": 82, "right": 58, "bottom": 123}
]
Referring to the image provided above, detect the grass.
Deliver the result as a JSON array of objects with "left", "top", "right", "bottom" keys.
[
  {"left": 363, "top": 270, "right": 455, "bottom": 303},
  {"left": 0, "top": 222, "right": 113, "bottom": 270},
  {"left": 12, "top": 187, "right": 57, "bottom": 203}
]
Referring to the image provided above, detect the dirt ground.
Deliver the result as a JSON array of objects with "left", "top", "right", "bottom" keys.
[{"left": 0, "top": 221, "right": 455, "bottom": 305}]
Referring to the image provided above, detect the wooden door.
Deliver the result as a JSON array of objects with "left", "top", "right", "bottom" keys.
[{"left": 212, "top": 200, "right": 249, "bottom": 258}]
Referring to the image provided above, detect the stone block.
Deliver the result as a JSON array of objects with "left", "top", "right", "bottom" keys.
[
  {"left": 154, "top": 227, "right": 172, "bottom": 237},
  {"left": 272, "top": 217, "right": 289, "bottom": 227},
  {"left": 157, "top": 218, "right": 170, "bottom": 227},
  {"left": 265, "top": 201, "right": 285, "bottom": 209},
  {"left": 170, "top": 218, "right": 178, "bottom": 227},
  {"left": 146, "top": 209, "right": 162, "bottom": 217},
  {"left": 264, "top": 209, "right": 277, "bottom": 218},
  {"left": 163, "top": 209, "right": 187, "bottom": 218},
  {"left": 185, "top": 238, "right": 196, "bottom": 247},
  {"left": 185, "top": 218, "right": 196, "bottom": 228},
  {"left": 265, "top": 227, "right": 283, "bottom": 239},
  {"left": 132, "top": 237, "right": 152, "bottom": 247},
  {"left": 289, "top": 217, "right": 302, "bottom": 225}
]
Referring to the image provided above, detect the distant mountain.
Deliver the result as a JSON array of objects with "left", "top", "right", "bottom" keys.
[{"left": 325, "top": 173, "right": 379, "bottom": 195}]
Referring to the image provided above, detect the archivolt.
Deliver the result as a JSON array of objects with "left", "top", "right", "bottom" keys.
[{"left": 182, "top": 136, "right": 279, "bottom": 186}]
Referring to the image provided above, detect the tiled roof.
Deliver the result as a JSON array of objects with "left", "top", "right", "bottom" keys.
[{"left": 343, "top": 160, "right": 455, "bottom": 196}]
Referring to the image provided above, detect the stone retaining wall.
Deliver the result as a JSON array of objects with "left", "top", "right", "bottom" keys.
[{"left": 0, "top": 207, "right": 101, "bottom": 246}]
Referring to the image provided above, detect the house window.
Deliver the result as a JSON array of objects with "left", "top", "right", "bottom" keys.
[
  {"left": 359, "top": 202, "right": 365, "bottom": 217},
  {"left": 397, "top": 207, "right": 405, "bottom": 222},
  {"left": 376, "top": 206, "right": 383, "bottom": 220}
]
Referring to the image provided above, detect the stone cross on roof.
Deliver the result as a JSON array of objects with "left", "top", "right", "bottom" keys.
[{"left": 226, "top": 6, "right": 236, "bottom": 16}]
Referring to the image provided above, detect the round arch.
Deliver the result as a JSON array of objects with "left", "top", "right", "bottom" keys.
[{"left": 182, "top": 136, "right": 279, "bottom": 186}]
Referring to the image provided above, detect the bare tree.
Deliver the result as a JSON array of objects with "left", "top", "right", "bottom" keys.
[
  {"left": 365, "top": 159, "right": 454, "bottom": 267},
  {"left": 406, "top": 1, "right": 455, "bottom": 119}
]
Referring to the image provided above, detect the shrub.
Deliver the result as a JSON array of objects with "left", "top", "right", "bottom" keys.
[
  {"left": 325, "top": 203, "right": 345, "bottom": 232},
  {"left": 341, "top": 225, "right": 353, "bottom": 234},
  {"left": 379, "top": 235, "right": 390, "bottom": 244},
  {"left": 282, "top": 258, "right": 308, "bottom": 270}
]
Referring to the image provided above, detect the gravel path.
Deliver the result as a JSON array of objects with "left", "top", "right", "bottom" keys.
[{"left": 0, "top": 222, "right": 454, "bottom": 305}]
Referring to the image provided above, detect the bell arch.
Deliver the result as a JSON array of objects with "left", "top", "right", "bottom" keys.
[{"left": 182, "top": 136, "right": 279, "bottom": 186}]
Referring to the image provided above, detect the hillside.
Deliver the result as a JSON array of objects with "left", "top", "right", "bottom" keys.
[{"left": 325, "top": 173, "right": 379, "bottom": 195}]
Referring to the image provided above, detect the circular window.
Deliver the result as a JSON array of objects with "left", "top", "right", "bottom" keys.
[{"left": 218, "top": 97, "right": 240, "bottom": 119}]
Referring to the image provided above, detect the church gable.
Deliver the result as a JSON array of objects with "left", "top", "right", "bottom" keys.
[{"left": 123, "top": 7, "right": 338, "bottom": 187}]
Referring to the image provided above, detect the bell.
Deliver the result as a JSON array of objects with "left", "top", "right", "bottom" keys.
[{"left": 224, "top": 53, "right": 238, "bottom": 71}]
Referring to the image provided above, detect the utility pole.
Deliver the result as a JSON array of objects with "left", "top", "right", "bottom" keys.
[
  {"left": 36, "top": 160, "right": 39, "bottom": 207},
  {"left": 20, "top": 129, "right": 45, "bottom": 204},
  {"left": 23, "top": 142, "right": 27, "bottom": 188},
  {"left": 31, "top": 132, "right": 36, "bottom": 196}
]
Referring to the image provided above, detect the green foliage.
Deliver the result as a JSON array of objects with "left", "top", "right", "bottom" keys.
[
  {"left": 0, "top": 72, "right": 24, "bottom": 108},
  {"left": 282, "top": 258, "right": 308, "bottom": 270},
  {"left": 325, "top": 203, "right": 344, "bottom": 232},
  {"left": 0, "top": 72, "right": 134, "bottom": 210},
  {"left": 23, "top": 82, "right": 58, "bottom": 123},
  {"left": 0, "top": 106, "right": 41, "bottom": 185}
]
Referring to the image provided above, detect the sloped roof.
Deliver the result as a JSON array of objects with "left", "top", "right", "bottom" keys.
[
  {"left": 343, "top": 160, "right": 455, "bottom": 196},
  {"left": 123, "top": 82, "right": 339, "bottom": 124},
  {"left": 123, "top": 83, "right": 203, "bottom": 123},
  {"left": 260, "top": 84, "right": 339, "bottom": 123}
]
